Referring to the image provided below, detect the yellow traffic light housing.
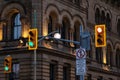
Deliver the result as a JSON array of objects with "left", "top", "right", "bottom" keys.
[
  {"left": 28, "top": 28, "right": 38, "bottom": 50},
  {"left": 4, "top": 56, "right": 12, "bottom": 73},
  {"left": 95, "top": 25, "right": 106, "bottom": 47}
]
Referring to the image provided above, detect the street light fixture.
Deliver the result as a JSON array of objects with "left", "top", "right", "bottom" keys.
[{"left": 54, "top": 32, "right": 61, "bottom": 39}]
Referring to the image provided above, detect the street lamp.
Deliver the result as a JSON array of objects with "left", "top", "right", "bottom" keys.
[{"left": 54, "top": 32, "right": 61, "bottom": 39}]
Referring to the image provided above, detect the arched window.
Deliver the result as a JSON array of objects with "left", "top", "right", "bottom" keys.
[
  {"left": 12, "top": 13, "right": 21, "bottom": 39},
  {"left": 61, "top": 20, "right": 66, "bottom": 39},
  {"left": 48, "top": 12, "right": 58, "bottom": 36},
  {"left": 61, "top": 17, "right": 70, "bottom": 40},
  {"left": 106, "top": 13, "right": 111, "bottom": 31},
  {"left": 95, "top": 8, "right": 100, "bottom": 24},
  {"left": 48, "top": 16, "right": 52, "bottom": 34},
  {"left": 101, "top": 11, "right": 105, "bottom": 24},
  {"left": 96, "top": 47, "right": 103, "bottom": 63},
  {"left": 106, "top": 44, "right": 113, "bottom": 66},
  {"left": 116, "top": 48, "right": 120, "bottom": 68},
  {"left": 74, "top": 22, "right": 80, "bottom": 48},
  {"left": 74, "top": 22, "right": 80, "bottom": 41},
  {"left": 117, "top": 19, "right": 120, "bottom": 36}
]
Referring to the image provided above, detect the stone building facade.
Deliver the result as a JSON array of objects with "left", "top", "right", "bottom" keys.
[{"left": 0, "top": 0, "right": 120, "bottom": 80}]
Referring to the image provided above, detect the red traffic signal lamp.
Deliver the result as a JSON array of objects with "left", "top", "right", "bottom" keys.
[
  {"left": 28, "top": 28, "right": 38, "bottom": 50},
  {"left": 95, "top": 25, "right": 106, "bottom": 47},
  {"left": 4, "top": 56, "right": 12, "bottom": 73}
]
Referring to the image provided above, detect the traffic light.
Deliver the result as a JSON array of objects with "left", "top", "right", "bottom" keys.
[
  {"left": 4, "top": 56, "right": 12, "bottom": 73},
  {"left": 95, "top": 25, "right": 106, "bottom": 47},
  {"left": 28, "top": 28, "right": 38, "bottom": 50}
]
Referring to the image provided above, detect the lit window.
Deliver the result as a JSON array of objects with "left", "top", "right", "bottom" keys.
[{"left": 11, "top": 13, "right": 21, "bottom": 39}]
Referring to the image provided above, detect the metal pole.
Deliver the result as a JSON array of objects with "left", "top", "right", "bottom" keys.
[
  {"left": 80, "top": 75, "right": 84, "bottom": 80},
  {"left": 34, "top": 50, "right": 36, "bottom": 80},
  {"left": 80, "top": 25, "right": 84, "bottom": 80},
  {"left": 49, "top": 37, "right": 80, "bottom": 45},
  {"left": 33, "top": 9, "right": 37, "bottom": 80}
]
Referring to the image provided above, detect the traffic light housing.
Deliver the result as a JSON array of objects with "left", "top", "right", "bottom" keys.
[
  {"left": 95, "top": 25, "right": 106, "bottom": 47},
  {"left": 4, "top": 56, "right": 12, "bottom": 73},
  {"left": 28, "top": 28, "right": 38, "bottom": 50}
]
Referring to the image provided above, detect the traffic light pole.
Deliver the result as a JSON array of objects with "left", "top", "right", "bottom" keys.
[
  {"left": 33, "top": 9, "right": 37, "bottom": 80},
  {"left": 34, "top": 50, "right": 36, "bottom": 80}
]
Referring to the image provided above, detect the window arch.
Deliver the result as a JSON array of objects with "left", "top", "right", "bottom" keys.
[
  {"left": 106, "top": 44, "right": 113, "bottom": 66},
  {"left": 11, "top": 13, "right": 22, "bottom": 39},
  {"left": 95, "top": 8, "right": 100, "bottom": 24}
]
